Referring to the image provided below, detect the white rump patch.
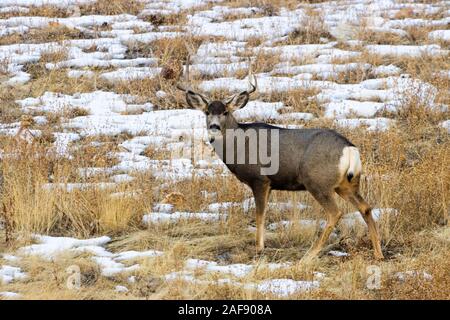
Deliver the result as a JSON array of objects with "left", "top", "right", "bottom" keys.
[{"left": 338, "top": 146, "right": 362, "bottom": 180}]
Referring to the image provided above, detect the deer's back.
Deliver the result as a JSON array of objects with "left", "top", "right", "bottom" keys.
[{"left": 220, "top": 125, "right": 355, "bottom": 191}]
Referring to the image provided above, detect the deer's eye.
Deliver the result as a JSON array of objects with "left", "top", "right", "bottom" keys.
[
  {"left": 205, "top": 111, "right": 210, "bottom": 116},
  {"left": 223, "top": 111, "right": 229, "bottom": 116}
]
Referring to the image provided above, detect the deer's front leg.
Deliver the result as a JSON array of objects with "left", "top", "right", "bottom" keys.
[{"left": 252, "top": 181, "right": 271, "bottom": 253}]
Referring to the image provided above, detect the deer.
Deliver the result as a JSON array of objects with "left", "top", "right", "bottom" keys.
[{"left": 176, "top": 57, "right": 384, "bottom": 262}]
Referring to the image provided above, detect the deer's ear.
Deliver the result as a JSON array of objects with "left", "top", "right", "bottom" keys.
[
  {"left": 186, "top": 91, "right": 209, "bottom": 110},
  {"left": 225, "top": 92, "right": 249, "bottom": 111}
]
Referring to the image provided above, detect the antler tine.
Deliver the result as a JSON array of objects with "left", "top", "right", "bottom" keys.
[
  {"left": 247, "top": 57, "right": 257, "bottom": 94},
  {"left": 176, "top": 45, "right": 210, "bottom": 104},
  {"left": 176, "top": 53, "right": 191, "bottom": 92}
]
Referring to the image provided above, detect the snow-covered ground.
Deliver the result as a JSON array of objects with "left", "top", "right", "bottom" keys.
[
  {"left": 0, "top": 0, "right": 447, "bottom": 299},
  {"left": 0, "top": 234, "right": 320, "bottom": 297},
  {"left": 0, "top": 0, "right": 446, "bottom": 189}
]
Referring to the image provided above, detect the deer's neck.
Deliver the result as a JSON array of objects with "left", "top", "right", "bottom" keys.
[
  {"left": 211, "top": 114, "right": 243, "bottom": 168},
  {"left": 224, "top": 114, "right": 240, "bottom": 130}
]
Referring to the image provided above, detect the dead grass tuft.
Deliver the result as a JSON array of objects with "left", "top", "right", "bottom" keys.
[
  {"left": 0, "top": 6, "right": 71, "bottom": 19},
  {"left": 141, "top": 12, "right": 187, "bottom": 27},
  {"left": 0, "top": 24, "right": 87, "bottom": 46},
  {"left": 286, "top": 9, "right": 334, "bottom": 44},
  {"left": 80, "top": 0, "right": 145, "bottom": 16}
]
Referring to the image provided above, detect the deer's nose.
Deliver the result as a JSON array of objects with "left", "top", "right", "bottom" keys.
[{"left": 209, "top": 124, "right": 220, "bottom": 130}]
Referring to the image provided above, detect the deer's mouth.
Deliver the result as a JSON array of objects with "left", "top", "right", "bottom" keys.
[{"left": 208, "top": 128, "right": 221, "bottom": 144}]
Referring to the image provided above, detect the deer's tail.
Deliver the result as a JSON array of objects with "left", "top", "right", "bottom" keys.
[{"left": 339, "top": 146, "right": 362, "bottom": 182}]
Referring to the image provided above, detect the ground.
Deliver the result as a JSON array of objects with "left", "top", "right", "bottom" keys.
[{"left": 0, "top": 0, "right": 449, "bottom": 300}]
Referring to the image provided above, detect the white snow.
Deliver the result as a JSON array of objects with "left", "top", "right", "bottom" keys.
[
  {"left": 372, "top": 65, "right": 402, "bottom": 76},
  {"left": 190, "top": 61, "right": 248, "bottom": 77},
  {"left": 166, "top": 258, "right": 316, "bottom": 297},
  {"left": 0, "top": 265, "right": 27, "bottom": 284},
  {"left": 53, "top": 132, "right": 80, "bottom": 156},
  {"left": 279, "top": 112, "right": 315, "bottom": 122},
  {"left": 16, "top": 235, "right": 162, "bottom": 277},
  {"left": 341, "top": 208, "right": 398, "bottom": 228},
  {"left": 441, "top": 120, "right": 450, "bottom": 133},
  {"left": 196, "top": 41, "right": 246, "bottom": 58},
  {"left": 92, "top": 256, "right": 139, "bottom": 277},
  {"left": 164, "top": 269, "right": 319, "bottom": 296},
  {"left": 143, "top": 211, "right": 226, "bottom": 224},
  {"left": 114, "top": 250, "right": 164, "bottom": 261},
  {"left": 324, "top": 100, "right": 389, "bottom": 119},
  {"left": 188, "top": 9, "right": 306, "bottom": 41},
  {"left": 115, "top": 285, "right": 129, "bottom": 293},
  {"left": 254, "top": 279, "right": 320, "bottom": 297},
  {"left": 185, "top": 258, "right": 291, "bottom": 278},
  {"left": 100, "top": 67, "right": 162, "bottom": 82},
  {"left": 0, "top": 1, "right": 95, "bottom": 8},
  {"left": 328, "top": 250, "right": 349, "bottom": 257},
  {"left": 14, "top": 91, "right": 229, "bottom": 182},
  {"left": 335, "top": 118, "right": 394, "bottom": 131},
  {"left": 272, "top": 62, "right": 370, "bottom": 79},
  {"left": 42, "top": 182, "right": 117, "bottom": 191},
  {"left": 185, "top": 259, "right": 252, "bottom": 278},
  {"left": 428, "top": 30, "right": 450, "bottom": 42},
  {"left": 395, "top": 271, "right": 433, "bottom": 281},
  {"left": 67, "top": 70, "right": 95, "bottom": 78},
  {"left": 19, "top": 234, "right": 112, "bottom": 259},
  {"left": 268, "top": 219, "right": 327, "bottom": 231},
  {"left": 365, "top": 44, "right": 448, "bottom": 58},
  {"left": 1, "top": 254, "right": 21, "bottom": 263},
  {"left": 208, "top": 199, "right": 309, "bottom": 214},
  {"left": 0, "top": 291, "right": 21, "bottom": 299},
  {"left": 234, "top": 101, "right": 284, "bottom": 121},
  {"left": 153, "top": 203, "right": 174, "bottom": 213}
]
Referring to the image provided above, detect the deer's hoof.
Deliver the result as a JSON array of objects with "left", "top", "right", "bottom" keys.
[
  {"left": 374, "top": 253, "right": 385, "bottom": 260},
  {"left": 255, "top": 246, "right": 265, "bottom": 255},
  {"left": 299, "top": 251, "right": 319, "bottom": 265}
]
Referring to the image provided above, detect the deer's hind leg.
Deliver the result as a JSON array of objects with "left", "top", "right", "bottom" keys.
[
  {"left": 336, "top": 178, "right": 384, "bottom": 260},
  {"left": 302, "top": 187, "right": 342, "bottom": 262}
]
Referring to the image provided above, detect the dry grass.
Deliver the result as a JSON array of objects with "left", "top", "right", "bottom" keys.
[
  {"left": 112, "top": 36, "right": 207, "bottom": 108},
  {"left": 357, "top": 24, "right": 446, "bottom": 46},
  {"left": 80, "top": 0, "right": 145, "bottom": 16},
  {"left": 329, "top": 48, "right": 449, "bottom": 98},
  {"left": 0, "top": 47, "right": 106, "bottom": 100},
  {"left": 226, "top": 0, "right": 300, "bottom": 12},
  {"left": 24, "top": 67, "right": 100, "bottom": 97},
  {"left": 0, "top": 6, "right": 71, "bottom": 19},
  {"left": 285, "top": 9, "right": 335, "bottom": 45},
  {"left": 0, "top": 24, "right": 87, "bottom": 46},
  {"left": 391, "top": 6, "right": 447, "bottom": 20},
  {"left": 0, "top": 108, "right": 449, "bottom": 298},
  {"left": 0, "top": 87, "right": 24, "bottom": 123},
  {"left": 0, "top": 137, "right": 154, "bottom": 238},
  {"left": 141, "top": 12, "right": 187, "bottom": 27},
  {"left": 252, "top": 52, "right": 282, "bottom": 74},
  {"left": 357, "top": 29, "right": 409, "bottom": 46},
  {"left": 267, "top": 87, "right": 322, "bottom": 117}
]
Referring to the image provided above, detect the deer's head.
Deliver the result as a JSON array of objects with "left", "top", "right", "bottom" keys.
[{"left": 177, "top": 57, "right": 257, "bottom": 143}]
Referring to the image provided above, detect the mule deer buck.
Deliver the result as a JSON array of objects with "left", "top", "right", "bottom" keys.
[{"left": 176, "top": 57, "right": 384, "bottom": 261}]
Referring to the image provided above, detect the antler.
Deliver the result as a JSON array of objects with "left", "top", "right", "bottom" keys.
[
  {"left": 224, "top": 58, "right": 257, "bottom": 106},
  {"left": 176, "top": 51, "right": 210, "bottom": 104},
  {"left": 246, "top": 57, "right": 257, "bottom": 94},
  {"left": 176, "top": 53, "right": 192, "bottom": 92}
]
